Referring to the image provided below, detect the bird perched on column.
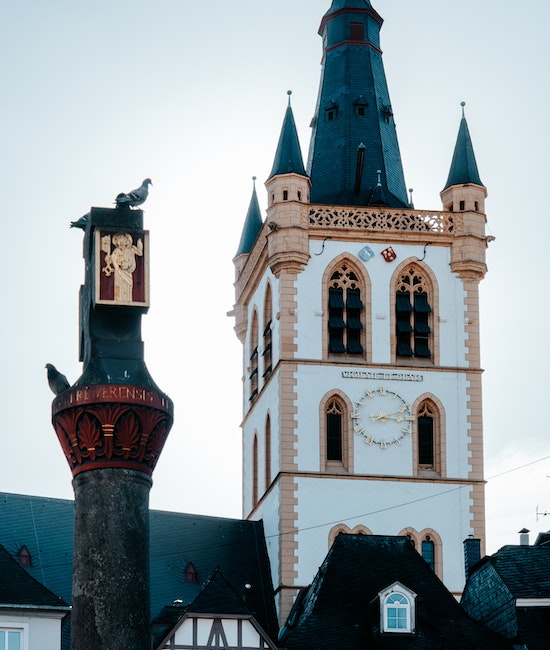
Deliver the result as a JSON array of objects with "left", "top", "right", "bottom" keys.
[
  {"left": 115, "top": 178, "right": 152, "bottom": 209},
  {"left": 45, "top": 363, "right": 71, "bottom": 395},
  {"left": 69, "top": 212, "right": 90, "bottom": 230}
]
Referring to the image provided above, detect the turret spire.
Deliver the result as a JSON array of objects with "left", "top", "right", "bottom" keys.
[
  {"left": 443, "top": 102, "right": 484, "bottom": 190},
  {"left": 268, "top": 91, "right": 307, "bottom": 179},
  {"left": 235, "top": 177, "right": 263, "bottom": 257},
  {"left": 307, "top": 0, "right": 408, "bottom": 207}
]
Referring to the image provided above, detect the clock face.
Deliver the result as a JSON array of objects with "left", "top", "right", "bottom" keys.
[{"left": 351, "top": 385, "right": 413, "bottom": 449}]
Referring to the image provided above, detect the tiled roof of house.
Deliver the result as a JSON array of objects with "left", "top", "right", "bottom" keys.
[
  {"left": 0, "top": 543, "right": 68, "bottom": 610},
  {"left": 280, "top": 534, "right": 513, "bottom": 649},
  {"left": 0, "top": 492, "right": 278, "bottom": 642},
  {"left": 481, "top": 545, "right": 550, "bottom": 598}
]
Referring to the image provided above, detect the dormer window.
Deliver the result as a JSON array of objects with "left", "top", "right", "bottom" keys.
[
  {"left": 17, "top": 545, "right": 32, "bottom": 567},
  {"left": 379, "top": 582, "right": 416, "bottom": 634},
  {"left": 325, "top": 100, "right": 339, "bottom": 122}
]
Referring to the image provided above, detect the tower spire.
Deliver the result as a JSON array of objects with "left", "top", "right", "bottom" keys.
[
  {"left": 307, "top": 0, "right": 408, "bottom": 207},
  {"left": 235, "top": 176, "right": 263, "bottom": 257},
  {"left": 443, "top": 102, "right": 484, "bottom": 190},
  {"left": 268, "top": 91, "right": 307, "bottom": 179}
]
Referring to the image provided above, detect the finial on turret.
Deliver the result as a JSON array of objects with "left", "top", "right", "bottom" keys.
[
  {"left": 287, "top": 89, "right": 292, "bottom": 106},
  {"left": 376, "top": 170, "right": 382, "bottom": 187},
  {"left": 252, "top": 175, "right": 257, "bottom": 189},
  {"left": 408, "top": 188, "right": 414, "bottom": 209},
  {"left": 461, "top": 101, "right": 466, "bottom": 118}
]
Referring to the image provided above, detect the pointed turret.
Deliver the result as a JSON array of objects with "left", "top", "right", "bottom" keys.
[
  {"left": 307, "top": 0, "right": 408, "bottom": 207},
  {"left": 268, "top": 91, "right": 307, "bottom": 180},
  {"left": 441, "top": 103, "right": 487, "bottom": 214},
  {"left": 235, "top": 177, "right": 263, "bottom": 257},
  {"left": 443, "top": 102, "right": 483, "bottom": 190}
]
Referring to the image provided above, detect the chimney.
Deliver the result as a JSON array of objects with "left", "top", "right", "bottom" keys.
[
  {"left": 519, "top": 528, "right": 530, "bottom": 546},
  {"left": 463, "top": 536, "right": 481, "bottom": 578}
]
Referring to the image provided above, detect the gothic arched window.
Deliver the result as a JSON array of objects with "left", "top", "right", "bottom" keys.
[
  {"left": 263, "top": 285, "right": 273, "bottom": 380},
  {"left": 328, "top": 262, "right": 364, "bottom": 355},
  {"left": 252, "top": 434, "right": 258, "bottom": 507},
  {"left": 326, "top": 399, "right": 343, "bottom": 462},
  {"left": 396, "top": 266, "right": 431, "bottom": 359},
  {"left": 265, "top": 414, "right": 271, "bottom": 491},
  {"left": 249, "top": 311, "right": 259, "bottom": 402},
  {"left": 421, "top": 535, "right": 435, "bottom": 571},
  {"left": 418, "top": 402, "right": 435, "bottom": 467}
]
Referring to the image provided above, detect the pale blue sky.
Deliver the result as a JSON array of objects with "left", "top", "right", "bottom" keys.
[{"left": 1, "top": 0, "right": 549, "bottom": 553}]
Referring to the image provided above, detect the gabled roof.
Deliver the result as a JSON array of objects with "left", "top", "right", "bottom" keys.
[
  {"left": 443, "top": 105, "right": 484, "bottom": 189},
  {"left": 280, "top": 534, "right": 513, "bottom": 648},
  {"left": 268, "top": 95, "right": 307, "bottom": 180},
  {"left": 235, "top": 179, "right": 263, "bottom": 257},
  {"left": 0, "top": 492, "right": 278, "bottom": 642},
  {"left": 0, "top": 543, "right": 68, "bottom": 610}
]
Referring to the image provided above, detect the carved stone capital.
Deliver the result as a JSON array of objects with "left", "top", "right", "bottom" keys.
[{"left": 52, "top": 384, "right": 173, "bottom": 477}]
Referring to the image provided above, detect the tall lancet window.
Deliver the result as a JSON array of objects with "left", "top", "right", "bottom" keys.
[
  {"left": 328, "top": 262, "right": 364, "bottom": 355},
  {"left": 263, "top": 284, "right": 273, "bottom": 379},
  {"left": 326, "top": 399, "right": 343, "bottom": 462},
  {"left": 249, "top": 311, "right": 259, "bottom": 402},
  {"left": 396, "top": 266, "right": 431, "bottom": 359}
]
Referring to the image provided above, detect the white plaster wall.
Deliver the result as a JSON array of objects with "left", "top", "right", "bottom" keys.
[
  {"left": 0, "top": 613, "right": 65, "bottom": 650},
  {"left": 251, "top": 482, "right": 281, "bottom": 591},
  {"left": 242, "top": 372, "right": 280, "bottom": 516},
  {"left": 293, "top": 476, "right": 475, "bottom": 593},
  {"left": 293, "top": 365, "right": 471, "bottom": 478}
]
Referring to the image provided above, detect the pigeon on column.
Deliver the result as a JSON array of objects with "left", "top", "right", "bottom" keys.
[
  {"left": 115, "top": 178, "right": 152, "bottom": 208},
  {"left": 45, "top": 364, "right": 71, "bottom": 395}
]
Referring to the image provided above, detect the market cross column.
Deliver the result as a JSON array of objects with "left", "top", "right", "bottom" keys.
[{"left": 51, "top": 204, "right": 173, "bottom": 649}]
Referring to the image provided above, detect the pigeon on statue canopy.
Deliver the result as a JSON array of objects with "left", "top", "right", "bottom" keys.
[
  {"left": 70, "top": 212, "right": 90, "bottom": 230},
  {"left": 115, "top": 178, "right": 152, "bottom": 209},
  {"left": 45, "top": 363, "right": 71, "bottom": 396}
]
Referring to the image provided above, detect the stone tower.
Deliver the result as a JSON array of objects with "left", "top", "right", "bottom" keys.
[
  {"left": 233, "top": 0, "right": 489, "bottom": 621},
  {"left": 52, "top": 206, "right": 173, "bottom": 648}
]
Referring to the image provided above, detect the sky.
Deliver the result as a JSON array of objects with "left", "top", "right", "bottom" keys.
[{"left": 1, "top": 0, "right": 549, "bottom": 556}]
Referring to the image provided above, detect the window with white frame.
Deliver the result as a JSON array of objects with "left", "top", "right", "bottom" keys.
[
  {"left": 379, "top": 583, "right": 416, "bottom": 634},
  {"left": 0, "top": 628, "right": 22, "bottom": 650}
]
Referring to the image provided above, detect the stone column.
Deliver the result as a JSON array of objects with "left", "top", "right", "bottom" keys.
[{"left": 51, "top": 205, "right": 173, "bottom": 649}]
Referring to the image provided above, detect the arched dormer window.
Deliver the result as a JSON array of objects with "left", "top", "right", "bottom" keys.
[
  {"left": 379, "top": 583, "right": 416, "bottom": 634},
  {"left": 249, "top": 311, "right": 259, "bottom": 402},
  {"left": 328, "top": 262, "right": 364, "bottom": 355},
  {"left": 263, "top": 285, "right": 273, "bottom": 379},
  {"left": 395, "top": 265, "right": 432, "bottom": 360}
]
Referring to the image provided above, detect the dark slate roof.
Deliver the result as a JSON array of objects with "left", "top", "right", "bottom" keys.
[
  {"left": 268, "top": 98, "right": 307, "bottom": 180},
  {"left": 235, "top": 180, "right": 263, "bottom": 257},
  {"left": 152, "top": 569, "right": 259, "bottom": 649},
  {"left": 0, "top": 543, "right": 68, "bottom": 610},
  {"left": 478, "top": 545, "right": 550, "bottom": 598},
  {"left": 443, "top": 108, "right": 484, "bottom": 189},
  {"left": 0, "top": 492, "right": 278, "bottom": 642},
  {"left": 323, "top": 0, "right": 374, "bottom": 18},
  {"left": 308, "top": 1, "right": 409, "bottom": 208},
  {"left": 534, "top": 530, "right": 550, "bottom": 547},
  {"left": 279, "top": 534, "right": 513, "bottom": 649}
]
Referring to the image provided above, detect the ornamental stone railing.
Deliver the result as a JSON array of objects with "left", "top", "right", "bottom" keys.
[{"left": 308, "top": 206, "right": 456, "bottom": 234}]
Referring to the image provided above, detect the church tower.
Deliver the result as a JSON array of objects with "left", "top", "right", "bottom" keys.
[{"left": 233, "top": 0, "right": 489, "bottom": 620}]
